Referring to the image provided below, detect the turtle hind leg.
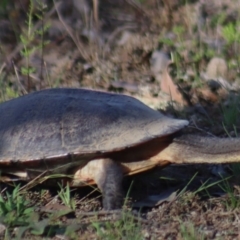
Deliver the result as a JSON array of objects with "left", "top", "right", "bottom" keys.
[{"left": 95, "top": 158, "right": 124, "bottom": 210}]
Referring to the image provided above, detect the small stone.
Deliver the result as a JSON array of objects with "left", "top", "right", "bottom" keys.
[
  {"left": 150, "top": 51, "right": 171, "bottom": 77},
  {"left": 0, "top": 223, "right": 6, "bottom": 236},
  {"left": 206, "top": 57, "right": 228, "bottom": 79}
]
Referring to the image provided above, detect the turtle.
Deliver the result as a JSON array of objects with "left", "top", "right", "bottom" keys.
[{"left": 0, "top": 88, "right": 240, "bottom": 209}]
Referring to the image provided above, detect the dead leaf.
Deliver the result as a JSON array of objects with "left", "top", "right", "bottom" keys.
[
  {"left": 161, "top": 67, "right": 185, "bottom": 105},
  {"left": 150, "top": 51, "right": 185, "bottom": 105},
  {"left": 133, "top": 189, "right": 177, "bottom": 208}
]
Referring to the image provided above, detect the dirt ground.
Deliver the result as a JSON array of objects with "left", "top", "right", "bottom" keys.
[{"left": 1, "top": 0, "right": 240, "bottom": 239}]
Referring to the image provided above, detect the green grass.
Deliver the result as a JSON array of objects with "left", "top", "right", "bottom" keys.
[
  {"left": 179, "top": 222, "right": 205, "bottom": 240},
  {"left": 221, "top": 94, "right": 240, "bottom": 132},
  {"left": 58, "top": 183, "right": 76, "bottom": 211},
  {"left": 92, "top": 211, "right": 142, "bottom": 240},
  {"left": 219, "top": 177, "right": 240, "bottom": 210},
  {"left": 0, "top": 185, "right": 34, "bottom": 228}
]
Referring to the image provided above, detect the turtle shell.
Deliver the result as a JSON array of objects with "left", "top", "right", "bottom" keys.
[{"left": 0, "top": 88, "right": 188, "bottom": 171}]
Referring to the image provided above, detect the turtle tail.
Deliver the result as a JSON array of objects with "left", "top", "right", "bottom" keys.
[{"left": 160, "top": 135, "right": 240, "bottom": 164}]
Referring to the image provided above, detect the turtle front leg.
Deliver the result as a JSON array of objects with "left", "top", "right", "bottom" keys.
[
  {"left": 94, "top": 158, "right": 124, "bottom": 210},
  {"left": 73, "top": 158, "right": 124, "bottom": 209}
]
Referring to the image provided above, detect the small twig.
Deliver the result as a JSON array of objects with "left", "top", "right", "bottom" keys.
[
  {"left": 53, "top": 0, "right": 90, "bottom": 61},
  {"left": 126, "top": 0, "right": 147, "bottom": 15},
  {"left": 75, "top": 209, "right": 149, "bottom": 224},
  {"left": 77, "top": 187, "right": 99, "bottom": 204},
  {"left": 189, "top": 120, "right": 216, "bottom": 137},
  {"left": 12, "top": 61, "right": 28, "bottom": 94},
  {"left": 0, "top": 187, "right": 7, "bottom": 194},
  {"left": 92, "top": 0, "right": 99, "bottom": 30},
  {"left": 19, "top": 170, "right": 48, "bottom": 192},
  {"left": 45, "top": 194, "right": 59, "bottom": 207}
]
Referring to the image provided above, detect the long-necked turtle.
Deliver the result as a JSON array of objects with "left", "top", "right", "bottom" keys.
[{"left": 0, "top": 88, "right": 240, "bottom": 209}]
